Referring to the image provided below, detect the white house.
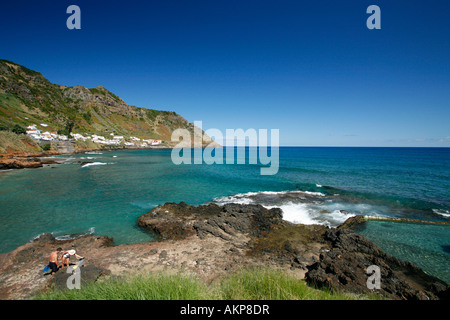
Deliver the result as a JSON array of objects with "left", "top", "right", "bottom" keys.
[
  {"left": 41, "top": 132, "right": 53, "bottom": 141},
  {"left": 26, "top": 128, "right": 39, "bottom": 135},
  {"left": 152, "top": 140, "right": 162, "bottom": 145}
]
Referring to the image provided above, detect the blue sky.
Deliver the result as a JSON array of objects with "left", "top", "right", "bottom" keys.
[{"left": 1, "top": 0, "right": 449, "bottom": 146}]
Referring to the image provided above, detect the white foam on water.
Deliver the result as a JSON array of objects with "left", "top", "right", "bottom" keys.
[
  {"left": 326, "top": 209, "right": 356, "bottom": 224},
  {"left": 214, "top": 195, "right": 255, "bottom": 205},
  {"left": 432, "top": 209, "right": 450, "bottom": 218},
  {"left": 213, "top": 190, "right": 325, "bottom": 204},
  {"left": 213, "top": 190, "right": 388, "bottom": 228},
  {"left": 268, "top": 203, "right": 356, "bottom": 227},
  {"left": 302, "top": 190, "right": 326, "bottom": 196},
  {"left": 266, "top": 202, "right": 318, "bottom": 225},
  {"left": 31, "top": 232, "right": 48, "bottom": 241},
  {"left": 81, "top": 162, "right": 109, "bottom": 168}
]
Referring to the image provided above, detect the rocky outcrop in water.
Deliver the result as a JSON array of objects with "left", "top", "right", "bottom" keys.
[
  {"left": 0, "top": 156, "right": 61, "bottom": 170},
  {"left": 0, "top": 158, "right": 43, "bottom": 169},
  {"left": 137, "top": 202, "right": 283, "bottom": 241}
]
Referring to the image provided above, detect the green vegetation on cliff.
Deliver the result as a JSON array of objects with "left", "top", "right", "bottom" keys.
[
  {"left": 0, "top": 59, "right": 203, "bottom": 149},
  {"left": 0, "top": 131, "right": 41, "bottom": 154}
]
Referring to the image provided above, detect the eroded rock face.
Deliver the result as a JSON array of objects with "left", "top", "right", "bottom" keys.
[
  {"left": 0, "top": 158, "right": 43, "bottom": 169},
  {"left": 137, "top": 202, "right": 223, "bottom": 240},
  {"left": 137, "top": 202, "right": 283, "bottom": 241},
  {"left": 305, "top": 228, "right": 449, "bottom": 300},
  {"left": 0, "top": 154, "right": 61, "bottom": 170}
]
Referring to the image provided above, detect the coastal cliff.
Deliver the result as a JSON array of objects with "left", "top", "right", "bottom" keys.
[
  {"left": 0, "top": 59, "right": 217, "bottom": 154},
  {"left": 0, "top": 203, "right": 448, "bottom": 300}
]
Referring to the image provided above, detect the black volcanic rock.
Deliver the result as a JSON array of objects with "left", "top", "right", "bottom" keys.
[
  {"left": 337, "top": 215, "right": 367, "bottom": 230},
  {"left": 137, "top": 202, "right": 283, "bottom": 241},
  {"left": 0, "top": 158, "right": 43, "bottom": 170},
  {"left": 49, "top": 264, "right": 111, "bottom": 291},
  {"left": 305, "top": 228, "right": 449, "bottom": 300},
  {"left": 139, "top": 202, "right": 449, "bottom": 300}
]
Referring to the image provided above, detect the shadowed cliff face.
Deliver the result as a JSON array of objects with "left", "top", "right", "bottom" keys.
[{"left": 0, "top": 203, "right": 448, "bottom": 300}]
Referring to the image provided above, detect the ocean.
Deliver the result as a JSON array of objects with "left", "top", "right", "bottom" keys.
[{"left": 0, "top": 147, "right": 449, "bottom": 283}]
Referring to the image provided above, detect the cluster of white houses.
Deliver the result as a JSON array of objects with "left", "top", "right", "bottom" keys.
[
  {"left": 26, "top": 125, "right": 69, "bottom": 141},
  {"left": 72, "top": 133, "right": 162, "bottom": 147},
  {"left": 26, "top": 124, "right": 162, "bottom": 147}
]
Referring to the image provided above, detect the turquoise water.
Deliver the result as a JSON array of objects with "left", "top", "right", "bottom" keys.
[
  {"left": 0, "top": 147, "right": 448, "bottom": 282},
  {"left": 357, "top": 220, "right": 450, "bottom": 284}
]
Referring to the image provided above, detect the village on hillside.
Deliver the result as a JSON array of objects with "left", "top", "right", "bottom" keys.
[{"left": 25, "top": 124, "right": 162, "bottom": 147}]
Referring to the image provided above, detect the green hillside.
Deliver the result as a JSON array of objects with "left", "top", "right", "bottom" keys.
[{"left": 0, "top": 59, "right": 208, "bottom": 147}]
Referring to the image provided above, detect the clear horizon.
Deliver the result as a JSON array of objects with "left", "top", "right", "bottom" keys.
[{"left": 1, "top": 0, "right": 449, "bottom": 147}]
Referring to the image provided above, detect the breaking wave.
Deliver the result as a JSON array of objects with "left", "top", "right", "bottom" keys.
[
  {"left": 81, "top": 162, "right": 111, "bottom": 168},
  {"left": 214, "top": 190, "right": 325, "bottom": 205},
  {"left": 433, "top": 209, "right": 450, "bottom": 218},
  {"left": 213, "top": 190, "right": 385, "bottom": 227}
]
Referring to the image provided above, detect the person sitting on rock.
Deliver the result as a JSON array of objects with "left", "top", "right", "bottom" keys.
[
  {"left": 49, "top": 248, "right": 62, "bottom": 275},
  {"left": 61, "top": 249, "right": 84, "bottom": 267}
]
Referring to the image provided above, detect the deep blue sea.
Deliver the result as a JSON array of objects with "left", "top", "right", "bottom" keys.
[{"left": 0, "top": 147, "right": 449, "bottom": 282}]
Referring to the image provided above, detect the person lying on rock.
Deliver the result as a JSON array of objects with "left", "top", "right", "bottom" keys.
[
  {"left": 49, "top": 248, "right": 62, "bottom": 275},
  {"left": 61, "top": 249, "right": 85, "bottom": 268}
]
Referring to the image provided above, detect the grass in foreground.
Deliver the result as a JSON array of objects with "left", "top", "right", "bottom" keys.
[
  {"left": 219, "top": 268, "right": 356, "bottom": 300},
  {"left": 36, "top": 272, "right": 213, "bottom": 300},
  {"left": 35, "top": 268, "right": 383, "bottom": 300}
]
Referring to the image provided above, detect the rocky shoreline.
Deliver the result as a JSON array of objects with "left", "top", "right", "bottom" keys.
[
  {"left": 0, "top": 202, "right": 448, "bottom": 300},
  {"left": 0, "top": 156, "right": 61, "bottom": 170},
  {"left": 0, "top": 145, "right": 172, "bottom": 171}
]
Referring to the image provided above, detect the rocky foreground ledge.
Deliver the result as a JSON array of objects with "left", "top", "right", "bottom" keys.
[
  {"left": 0, "top": 150, "right": 63, "bottom": 170},
  {"left": 0, "top": 203, "right": 448, "bottom": 300}
]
